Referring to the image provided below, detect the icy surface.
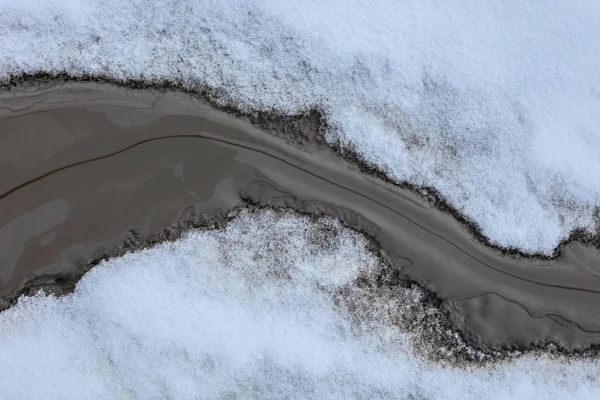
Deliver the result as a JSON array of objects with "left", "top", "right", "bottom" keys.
[
  {"left": 1, "top": 0, "right": 600, "bottom": 253},
  {"left": 0, "top": 210, "right": 599, "bottom": 400}
]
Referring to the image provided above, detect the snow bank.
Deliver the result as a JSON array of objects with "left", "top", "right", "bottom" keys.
[
  {"left": 1, "top": 0, "right": 599, "bottom": 253},
  {"left": 1, "top": 210, "right": 599, "bottom": 399}
]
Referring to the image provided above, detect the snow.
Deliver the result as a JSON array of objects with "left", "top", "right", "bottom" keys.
[
  {"left": 1, "top": 0, "right": 599, "bottom": 253},
  {"left": 1, "top": 210, "right": 599, "bottom": 400},
  {"left": 2, "top": 2, "right": 600, "bottom": 397}
]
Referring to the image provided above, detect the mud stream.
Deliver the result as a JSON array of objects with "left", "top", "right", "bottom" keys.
[{"left": 1, "top": 81, "right": 600, "bottom": 354}]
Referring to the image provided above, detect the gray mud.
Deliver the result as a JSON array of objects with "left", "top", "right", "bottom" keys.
[{"left": 2, "top": 81, "right": 600, "bottom": 358}]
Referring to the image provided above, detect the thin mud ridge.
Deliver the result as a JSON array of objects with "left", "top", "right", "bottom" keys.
[
  {"left": 3, "top": 73, "right": 600, "bottom": 259},
  {"left": 3, "top": 73, "right": 599, "bottom": 260}
]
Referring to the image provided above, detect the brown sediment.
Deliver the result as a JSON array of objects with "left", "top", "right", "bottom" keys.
[
  {"left": 1, "top": 80, "right": 600, "bottom": 358},
  {"left": 4, "top": 73, "right": 599, "bottom": 261}
]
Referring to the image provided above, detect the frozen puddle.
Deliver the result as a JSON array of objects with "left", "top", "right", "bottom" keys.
[{"left": 0, "top": 209, "right": 598, "bottom": 400}]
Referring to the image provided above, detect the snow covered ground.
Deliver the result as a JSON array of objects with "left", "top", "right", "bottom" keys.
[
  {"left": 2, "top": 1, "right": 600, "bottom": 398},
  {"left": 2, "top": 0, "right": 599, "bottom": 253},
  {"left": 1, "top": 210, "right": 599, "bottom": 400}
]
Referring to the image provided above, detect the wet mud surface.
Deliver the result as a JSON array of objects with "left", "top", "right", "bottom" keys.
[{"left": 2, "top": 81, "right": 600, "bottom": 357}]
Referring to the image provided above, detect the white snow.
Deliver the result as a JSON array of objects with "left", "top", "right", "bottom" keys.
[
  {"left": 1, "top": 210, "right": 599, "bottom": 400},
  {"left": 2, "top": 3, "right": 600, "bottom": 396},
  {"left": 2, "top": 0, "right": 599, "bottom": 253}
]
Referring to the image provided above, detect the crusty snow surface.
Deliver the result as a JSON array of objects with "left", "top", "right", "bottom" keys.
[{"left": 1, "top": 0, "right": 599, "bottom": 253}]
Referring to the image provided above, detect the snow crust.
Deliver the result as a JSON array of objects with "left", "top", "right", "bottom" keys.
[
  {"left": 2, "top": 0, "right": 600, "bottom": 253},
  {"left": 1, "top": 210, "right": 599, "bottom": 399}
]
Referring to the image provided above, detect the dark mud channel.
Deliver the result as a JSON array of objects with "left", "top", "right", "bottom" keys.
[{"left": 2, "top": 81, "right": 600, "bottom": 360}]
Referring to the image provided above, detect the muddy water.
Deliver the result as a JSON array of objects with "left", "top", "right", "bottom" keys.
[{"left": 1, "top": 81, "right": 600, "bottom": 352}]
